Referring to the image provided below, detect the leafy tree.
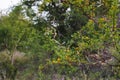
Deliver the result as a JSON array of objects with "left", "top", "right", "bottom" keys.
[
  {"left": 0, "top": 0, "right": 120, "bottom": 79},
  {"left": 0, "top": 5, "right": 40, "bottom": 80}
]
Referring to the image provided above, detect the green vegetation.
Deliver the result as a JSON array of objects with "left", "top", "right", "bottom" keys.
[{"left": 0, "top": 0, "right": 120, "bottom": 80}]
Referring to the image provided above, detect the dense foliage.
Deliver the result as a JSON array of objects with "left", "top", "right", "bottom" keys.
[{"left": 0, "top": 0, "right": 120, "bottom": 80}]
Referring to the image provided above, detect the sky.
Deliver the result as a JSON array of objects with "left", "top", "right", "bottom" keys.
[{"left": 0, "top": 0, "right": 20, "bottom": 11}]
